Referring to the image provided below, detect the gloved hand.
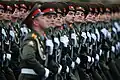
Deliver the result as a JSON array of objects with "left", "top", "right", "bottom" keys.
[
  {"left": 54, "top": 37, "right": 60, "bottom": 49},
  {"left": 3, "top": 53, "right": 11, "bottom": 61},
  {"left": 95, "top": 29, "right": 100, "bottom": 42},
  {"left": 95, "top": 54, "right": 100, "bottom": 61},
  {"left": 112, "top": 46, "right": 115, "bottom": 53},
  {"left": 81, "top": 32, "right": 87, "bottom": 44},
  {"left": 46, "top": 39, "right": 54, "bottom": 55},
  {"left": 58, "top": 64, "right": 62, "bottom": 74},
  {"left": 91, "top": 33, "right": 97, "bottom": 42},
  {"left": 87, "top": 32, "right": 91, "bottom": 42},
  {"left": 44, "top": 68, "right": 50, "bottom": 78},
  {"left": 10, "top": 30, "right": 15, "bottom": 41},
  {"left": 71, "top": 33, "right": 77, "bottom": 46},
  {"left": 66, "top": 66, "right": 69, "bottom": 73},
  {"left": 107, "top": 32, "right": 111, "bottom": 40},
  {"left": 99, "top": 49, "right": 102, "bottom": 56},
  {"left": 75, "top": 57, "right": 81, "bottom": 65},
  {"left": 87, "top": 56, "right": 91, "bottom": 63},
  {"left": 101, "top": 28, "right": 108, "bottom": 39},
  {"left": 71, "top": 61, "right": 75, "bottom": 69},
  {"left": 60, "top": 35, "right": 69, "bottom": 47}
]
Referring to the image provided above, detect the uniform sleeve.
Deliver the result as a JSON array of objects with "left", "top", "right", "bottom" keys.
[{"left": 21, "top": 40, "right": 45, "bottom": 76}]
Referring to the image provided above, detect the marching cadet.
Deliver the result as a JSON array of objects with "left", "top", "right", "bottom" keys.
[
  {"left": 19, "top": 2, "right": 34, "bottom": 41},
  {"left": 19, "top": 3, "right": 52, "bottom": 80},
  {"left": 59, "top": 2, "right": 79, "bottom": 80},
  {"left": 103, "top": 4, "right": 120, "bottom": 80},
  {"left": 40, "top": 2, "right": 63, "bottom": 80},
  {"left": 81, "top": 3, "right": 103, "bottom": 80},
  {"left": 0, "top": 2, "right": 8, "bottom": 80},
  {"left": 73, "top": 2, "right": 94, "bottom": 80},
  {"left": 111, "top": 4, "right": 120, "bottom": 74},
  {"left": 1, "top": 2, "right": 16, "bottom": 80},
  {"left": 73, "top": 2, "right": 89, "bottom": 80},
  {"left": 9, "top": 2, "right": 21, "bottom": 80}
]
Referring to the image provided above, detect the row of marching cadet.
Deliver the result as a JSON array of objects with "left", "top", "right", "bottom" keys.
[{"left": 0, "top": 1, "right": 120, "bottom": 80}]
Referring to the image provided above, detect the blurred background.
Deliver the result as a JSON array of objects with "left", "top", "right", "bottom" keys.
[{"left": 0, "top": 0, "right": 120, "bottom": 3}]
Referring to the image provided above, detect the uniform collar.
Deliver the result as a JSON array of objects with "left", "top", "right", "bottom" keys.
[{"left": 31, "top": 29, "right": 45, "bottom": 41}]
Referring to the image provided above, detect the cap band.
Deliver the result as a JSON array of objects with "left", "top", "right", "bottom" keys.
[
  {"left": 32, "top": 9, "right": 44, "bottom": 19},
  {"left": 43, "top": 8, "right": 55, "bottom": 13},
  {"left": 20, "top": 4, "right": 27, "bottom": 9},
  {"left": 69, "top": 6, "right": 75, "bottom": 11},
  {"left": 76, "top": 6, "right": 85, "bottom": 12}
]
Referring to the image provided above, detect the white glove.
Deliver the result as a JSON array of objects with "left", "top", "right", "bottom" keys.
[
  {"left": 92, "top": 57, "right": 94, "bottom": 62},
  {"left": 71, "top": 33, "right": 77, "bottom": 46},
  {"left": 91, "top": 33, "right": 97, "bottom": 42},
  {"left": 71, "top": 62, "right": 75, "bottom": 69},
  {"left": 99, "top": 49, "right": 102, "bottom": 56},
  {"left": 66, "top": 66, "right": 69, "bottom": 73},
  {"left": 81, "top": 32, "right": 87, "bottom": 43},
  {"left": 10, "top": 30, "right": 15, "bottom": 41},
  {"left": 116, "top": 42, "right": 119, "bottom": 50},
  {"left": 87, "top": 56, "right": 91, "bottom": 62},
  {"left": 107, "top": 32, "right": 111, "bottom": 40},
  {"left": 112, "top": 27, "right": 117, "bottom": 34},
  {"left": 58, "top": 64, "right": 62, "bottom": 74},
  {"left": 87, "top": 32, "right": 91, "bottom": 42},
  {"left": 3, "top": 53, "right": 11, "bottom": 61},
  {"left": 112, "top": 46, "right": 115, "bottom": 53},
  {"left": 114, "top": 22, "right": 120, "bottom": 32},
  {"left": 23, "top": 26, "right": 28, "bottom": 34},
  {"left": 2, "top": 28, "right": 7, "bottom": 37},
  {"left": 60, "top": 35, "right": 69, "bottom": 47},
  {"left": 44, "top": 68, "right": 50, "bottom": 78},
  {"left": 101, "top": 28, "right": 108, "bottom": 38},
  {"left": 96, "top": 54, "right": 100, "bottom": 61},
  {"left": 21, "top": 27, "right": 28, "bottom": 36},
  {"left": 64, "top": 35, "right": 69, "bottom": 47},
  {"left": 118, "top": 42, "right": 120, "bottom": 49},
  {"left": 54, "top": 37, "right": 60, "bottom": 48},
  {"left": 46, "top": 39, "right": 54, "bottom": 55},
  {"left": 95, "top": 29, "right": 100, "bottom": 42},
  {"left": 75, "top": 57, "right": 81, "bottom": 64}
]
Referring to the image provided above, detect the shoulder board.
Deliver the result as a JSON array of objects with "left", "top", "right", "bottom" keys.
[{"left": 32, "top": 33, "right": 37, "bottom": 39}]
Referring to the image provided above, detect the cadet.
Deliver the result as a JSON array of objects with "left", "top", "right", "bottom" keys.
[
  {"left": 60, "top": 2, "right": 79, "bottom": 80},
  {"left": 9, "top": 2, "right": 21, "bottom": 80},
  {"left": 0, "top": 2, "right": 9, "bottom": 80},
  {"left": 2, "top": 2, "right": 16, "bottom": 80},
  {"left": 40, "top": 2, "right": 63, "bottom": 80},
  {"left": 18, "top": 3, "right": 51, "bottom": 80}
]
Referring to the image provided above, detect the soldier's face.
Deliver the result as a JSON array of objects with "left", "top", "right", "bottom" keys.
[
  {"left": 95, "top": 13, "right": 100, "bottom": 21},
  {"left": 34, "top": 15, "right": 49, "bottom": 30},
  {"left": 4, "top": 11, "right": 12, "bottom": 20},
  {"left": 12, "top": 8, "right": 20, "bottom": 18},
  {"left": 74, "top": 11, "right": 85, "bottom": 23},
  {"left": 54, "top": 13, "right": 63, "bottom": 27},
  {"left": 0, "top": 9, "right": 4, "bottom": 20},
  {"left": 20, "top": 8, "right": 27, "bottom": 19},
  {"left": 65, "top": 11, "right": 75, "bottom": 24},
  {"left": 43, "top": 14, "right": 57, "bottom": 27},
  {"left": 104, "top": 13, "right": 111, "bottom": 21},
  {"left": 85, "top": 12, "right": 95, "bottom": 22},
  {"left": 99, "top": 14, "right": 105, "bottom": 21}
]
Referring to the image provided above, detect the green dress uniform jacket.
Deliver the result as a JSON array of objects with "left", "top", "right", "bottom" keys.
[{"left": 19, "top": 31, "right": 46, "bottom": 80}]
